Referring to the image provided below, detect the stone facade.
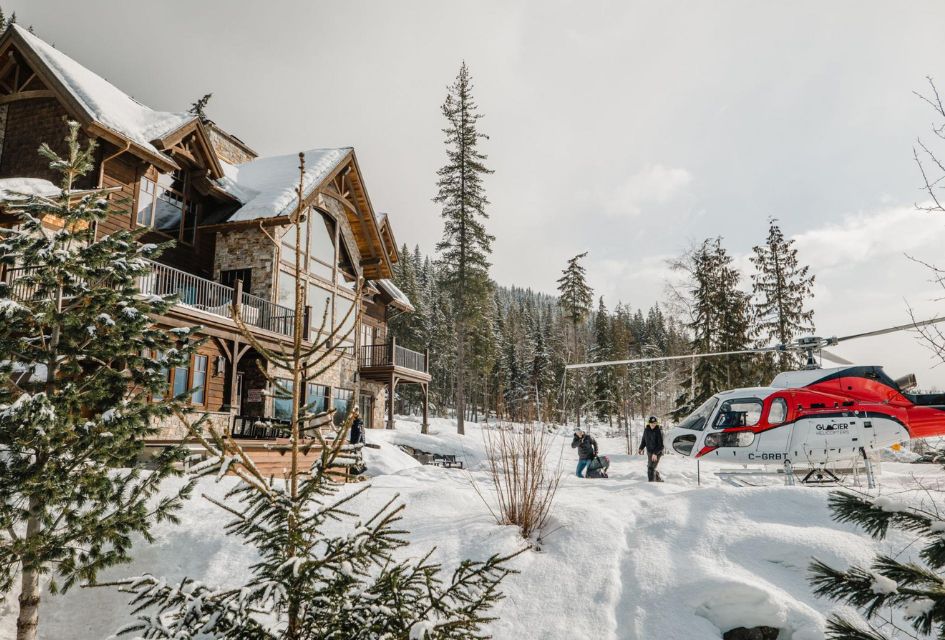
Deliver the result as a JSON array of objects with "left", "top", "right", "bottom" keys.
[
  {"left": 206, "top": 122, "right": 257, "bottom": 165},
  {"left": 152, "top": 411, "right": 231, "bottom": 441},
  {"left": 213, "top": 227, "right": 277, "bottom": 301}
]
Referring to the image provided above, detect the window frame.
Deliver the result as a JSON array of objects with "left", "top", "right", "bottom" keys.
[
  {"left": 134, "top": 168, "right": 200, "bottom": 246},
  {"left": 150, "top": 350, "right": 208, "bottom": 408},
  {"left": 713, "top": 397, "right": 765, "bottom": 429},
  {"left": 767, "top": 397, "right": 788, "bottom": 425}
]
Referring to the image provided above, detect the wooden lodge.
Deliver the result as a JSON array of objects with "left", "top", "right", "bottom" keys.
[{"left": 0, "top": 25, "right": 430, "bottom": 449}]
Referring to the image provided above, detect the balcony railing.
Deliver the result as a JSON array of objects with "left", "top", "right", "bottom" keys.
[
  {"left": 358, "top": 340, "right": 428, "bottom": 374},
  {"left": 138, "top": 260, "right": 296, "bottom": 338}
]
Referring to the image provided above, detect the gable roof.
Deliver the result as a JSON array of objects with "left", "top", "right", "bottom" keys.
[
  {"left": 218, "top": 148, "right": 352, "bottom": 222},
  {"left": 6, "top": 25, "right": 193, "bottom": 168}
]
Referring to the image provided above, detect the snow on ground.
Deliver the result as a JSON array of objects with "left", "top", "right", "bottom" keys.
[{"left": 2, "top": 417, "right": 942, "bottom": 639}]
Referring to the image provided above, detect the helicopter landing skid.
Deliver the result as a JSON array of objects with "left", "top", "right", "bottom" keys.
[{"left": 799, "top": 468, "right": 842, "bottom": 485}]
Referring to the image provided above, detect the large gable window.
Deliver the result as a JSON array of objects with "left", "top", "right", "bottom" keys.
[{"left": 136, "top": 170, "right": 200, "bottom": 245}]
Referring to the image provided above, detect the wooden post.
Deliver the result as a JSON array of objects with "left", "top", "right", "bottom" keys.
[
  {"left": 390, "top": 335, "right": 397, "bottom": 367},
  {"left": 232, "top": 278, "right": 243, "bottom": 314},
  {"left": 387, "top": 373, "right": 396, "bottom": 430},
  {"left": 421, "top": 383, "right": 429, "bottom": 435},
  {"left": 424, "top": 347, "right": 430, "bottom": 373},
  {"left": 302, "top": 305, "right": 312, "bottom": 341}
]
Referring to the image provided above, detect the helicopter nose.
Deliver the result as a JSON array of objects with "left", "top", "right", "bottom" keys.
[{"left": 669, "top": 429, "right": 697, "bottom": 456}]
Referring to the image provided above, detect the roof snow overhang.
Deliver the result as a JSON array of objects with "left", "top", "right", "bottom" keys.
[{"left": 0, "top": 26, "right": 185, "bottom": 173}]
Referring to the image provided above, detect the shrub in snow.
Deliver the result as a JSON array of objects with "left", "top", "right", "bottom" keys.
[
  {"left": 809, "top": 491, "right": 945, "bottom": 639},
  {"left": 0, "top": 122, "right": 201, "bottom": 640},
  {"left": 104, "top": 154, "right": 520, "bottom": 640},
  {"left": 476, "top": 424, "right": 561, "bottom": 541}
]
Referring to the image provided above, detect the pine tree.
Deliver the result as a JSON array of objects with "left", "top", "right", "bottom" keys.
[
  {"left": 0, "top": 122, "right": 198, "bottom": 640},
  {"left": 105, "top": 155, "right": 519, "bottom": 639},
  {"left": 0, "top": 8, "right": 7, "bottom": 31},
  {"left": 672, "top": 238, "right": 753, "bottom": 419},
  {"left": 434, "top": 62, "right": 494, "bottom": 436},
  {"left": 592, "top": 297, "right": 617, "bottom": 423},
  {"left": 188, "top": 93, "right": 213, "bottom": 119},
  {"left": 557, "top": 252, "right": 593, "bottom": 426},
  {"left": 750, "top": 217, "right": 815, "bottom": 375},
  {"left": 810, "top": 490, "right": 945, "bottom": 639}
]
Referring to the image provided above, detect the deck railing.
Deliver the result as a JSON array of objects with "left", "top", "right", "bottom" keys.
[
  {"left": 358, "top": 339, "right": 428, "bottom": 374},
  {"left": 2, "top": 260, "right": 298, "bottom": 339},
  {"left": 137, "top": 260, "right": 296, "bottom": 338}
]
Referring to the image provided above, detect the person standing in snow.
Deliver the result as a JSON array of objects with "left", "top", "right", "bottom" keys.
[
  {"left": 638, "top": 416, "right": 664, "bottom": 482},
  {"left": 571, "top": 429, "right": 598, "bottom": 478},
  {"left": 349, "top": 405, "right": 365, "bottom": 445}
]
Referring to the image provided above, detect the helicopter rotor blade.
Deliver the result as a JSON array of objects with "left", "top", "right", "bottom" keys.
[
  {"left": 820, "top": 349, "right": 853, "bottom": 365},
  {"left": 564, "top": 346, "right": 781, "bottom": 370},
  {"left": 835, "top": 317, "right": 945, "bottom": 344}
]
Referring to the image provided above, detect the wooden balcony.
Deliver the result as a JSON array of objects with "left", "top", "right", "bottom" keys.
[
  {"left": 358, "top": 338, "right": 431, "bottom": 383},
  {"left": 138, "top": 260, "right": 296, "bottom": 337}
]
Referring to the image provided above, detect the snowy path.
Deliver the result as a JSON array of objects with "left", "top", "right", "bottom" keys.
[{"left": 1, "top": 418, "right": 941, "bottom": 639}]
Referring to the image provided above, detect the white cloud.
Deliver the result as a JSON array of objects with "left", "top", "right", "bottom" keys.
[{"left": 604, "top": 164, "right": 692, "bottom": 217}]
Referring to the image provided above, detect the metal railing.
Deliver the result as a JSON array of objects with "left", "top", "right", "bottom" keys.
[
  {"left": 137, "top": 260, "right": 295, "bottom": 338},
  {"left": 358, "top": 342, "right": 428, "bottom": 373},
  {"left": 230, "top": 415, "right": 291, "bottom": 440}
]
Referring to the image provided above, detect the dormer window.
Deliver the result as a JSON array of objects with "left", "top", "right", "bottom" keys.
[{"left": 136, "top": 170, "right": 200, "bottom": 245}]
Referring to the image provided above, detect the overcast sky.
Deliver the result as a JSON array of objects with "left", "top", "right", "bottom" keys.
[{"left": 18, "top": 0, "right": 945, "bottom": 387}]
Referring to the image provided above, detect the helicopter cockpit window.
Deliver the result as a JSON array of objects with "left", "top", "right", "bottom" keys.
[
  {"left": 768, "top": 398, "right": 787, "bottom": 425},
  {"left": 677, "top": 396, "right": 719, "bottom": 432},
  {"left": 713, "top": 398, "right": 763, "bottom": 429}
]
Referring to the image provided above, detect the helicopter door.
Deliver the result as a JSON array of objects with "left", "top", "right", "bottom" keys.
[{"left": 751, "top": 397, "right": 791, "bottom": 463}]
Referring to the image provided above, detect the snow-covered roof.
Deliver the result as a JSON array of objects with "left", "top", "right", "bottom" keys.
[
  {"left": 375, "top": 278, "right": 414, "bottom": 312},
  {"left": 0, "top": 178, "right": 59, "bottom": 202},
  {"left": 14, "top": 25, "right": 193, "bottom": 155},
  {"left": 218, "top": 148, "right": 351, "bottom": 222}
]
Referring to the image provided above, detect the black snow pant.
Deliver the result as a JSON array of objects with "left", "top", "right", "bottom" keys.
[{"left": 646, "top": 454, "right": 662, "bottom": 482}]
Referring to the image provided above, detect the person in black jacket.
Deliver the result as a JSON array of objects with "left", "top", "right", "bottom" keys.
[
  {"left": 349, "top": 405, "right": 365, "bottom": 445},
  {"left": 638, "top": 416, "right": 664, "bottom": 482},
  {"left": 571, "top": 429, "right": 598, "bottom": 478}
]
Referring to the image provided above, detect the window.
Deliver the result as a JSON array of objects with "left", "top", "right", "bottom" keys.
[
  {"left": 335, "top": 295, "right": 356, "bottom": 345},
  {"left": 136, "top": 170, "right": 199, "bottom": 245},
  {"left": 678, "top": 396, "right": 718, "bottom": 432},
  {"left": 333, "top": 388, "right": 353, "bottom": 426},
  {"left": 172, "top": 359, "right": 190, "bottom": 398},
  {"left": 310, "top": 210, "right": 336, "bottom": 278},
  {"left": 336, "top": 238, "right": 357, "bottom": 289},
  {"left": 308, "top": 283, "right": 332, "bottom": 340},
  {"left": 191, "top": 355, "right": 208, "bottom": 405},
  {"left": 714, "top": 398, "right": 764, "bottom": 429},
  {"left": 768, "top": 398, "right": 788, "bottom": 425},
  {"left": 220, "top": 268, "right": 252, "bottom": 292},
  {"left": 359, "top": 393, "right": 374, "bottom": 429},
  {"left": 273, "top": 377, "right": 294, "bottom": 421},
  {"left": 306, "top": 383, "right": 329, "bottom": 415},
  {"left": 280, "top": 221, "right": 308, "bottom": 269},
  {"left": 278, "top": 271, "right": 297, "bottom": 309}
]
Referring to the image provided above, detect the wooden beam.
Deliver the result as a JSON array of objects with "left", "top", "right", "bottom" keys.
[{"left": 0, "top": 89, "right": 54, "bottom": 105}]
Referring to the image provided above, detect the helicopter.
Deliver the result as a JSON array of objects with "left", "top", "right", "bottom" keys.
[{"left": 564, "top": 317, "right": 945, "bottom": 481}]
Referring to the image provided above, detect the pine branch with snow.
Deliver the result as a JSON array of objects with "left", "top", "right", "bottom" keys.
[
  {"left": 0, "top": 121, "right": 200, "bottom": 640},
  {"left": 809, "top": 490, "right": 945, "bottom": 639}
]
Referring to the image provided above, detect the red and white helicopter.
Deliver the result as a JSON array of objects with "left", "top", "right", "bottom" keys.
[{"left": 565, "top": 318, "right": 945, "bottom": 483}]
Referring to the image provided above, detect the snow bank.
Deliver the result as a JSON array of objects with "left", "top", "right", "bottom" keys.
[{"left": 1, "top": 417, "right": 935, "bottom": 639}]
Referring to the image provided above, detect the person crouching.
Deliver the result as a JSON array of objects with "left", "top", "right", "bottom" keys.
[
  {"left": 571, "top": 428, "right": 598, "bottom": 478},
  {"left": 638, "top": 416, "right": 664, "bottom": 482}
]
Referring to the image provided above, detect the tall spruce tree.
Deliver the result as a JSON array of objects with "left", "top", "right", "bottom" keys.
[
  {"left": 672, "top": 238, "right": 753, "bottom": 418},
  {"left": 810, "top": 490, "right": 945, "bottom": 639},
  {"left": 106, "top": 155, "right": 518, "bottom": 640},
  {"left": 750, "top": 218, "right": 815, "bottom": 375},
  {"left": 434, "top": 62, "right": 494, "bottom": 436},
  {"left": 188, "top": 93, "right": 213, "bottom": 120},
  {"left": 592, "top": 297, "right": 617, "bottom": 423},
  {"left": 0, "top": 122, "right": 197, "bottom": 640},
  {"left": 557, "top": 252, "right": 593, "bottom": 426}
]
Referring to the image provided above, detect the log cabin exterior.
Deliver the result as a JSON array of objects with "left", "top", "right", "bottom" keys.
[{"left": 0, "top": 25, "right": 430, "bottom": 448}]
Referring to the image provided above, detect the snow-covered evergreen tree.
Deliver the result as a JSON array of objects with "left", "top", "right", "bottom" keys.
[
  {"left": 557, "top": 252, "right": 593, "bottom": 426},
  {"left": 0, "top": 122, "right": 198, "bottom": 640},
  {"left": 434, "top": 62, "right": 494, "bottom": 436},
  {"left": 106, "top": 157, "right": 518, "bottom": 639},
  {"left": 750, "top": 217, "right": 815, "bottom": 375},
  {"left": 810, "top": 490, "right": 945, "bottom": 639}
]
